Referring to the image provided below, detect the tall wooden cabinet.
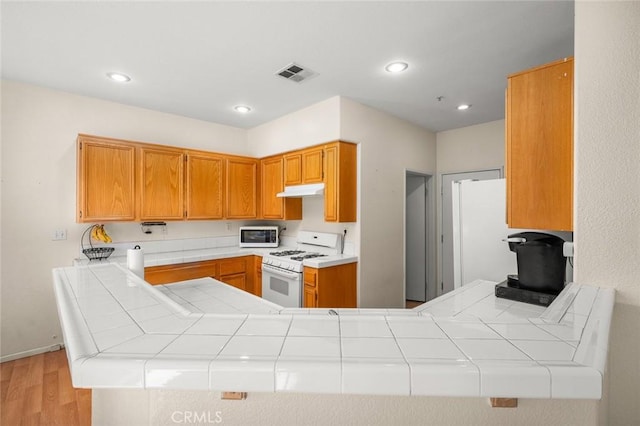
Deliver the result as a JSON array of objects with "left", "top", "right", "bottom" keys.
[
  {"left": 77, "top": 137, "right": 136, "bottom": 222},
  {"left": 261, "top": 156, "right": 302, "bottom": 220},
  {"left": 506, "top": 57, "right": 573, "bottom": 231},
  {"left": 324, "top": 142, "right": 357, "bottom": 223}
]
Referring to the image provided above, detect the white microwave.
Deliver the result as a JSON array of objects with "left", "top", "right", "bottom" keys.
[{"left": 239, "top": 226, "right": 279, "bottom": 248}]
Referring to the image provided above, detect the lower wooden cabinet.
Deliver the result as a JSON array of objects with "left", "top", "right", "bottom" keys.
[
  {"left": 144, "top": 260, "right": 217, "bottom": 285},
  {"left": 144, "top": 257, "right": 356, "bottom": 307},
  {"left": 144, "top": 256, "right": 260, "bottom": 296},
  {"left": 303, "top": 263, "right": 357, "bottom": 308}
]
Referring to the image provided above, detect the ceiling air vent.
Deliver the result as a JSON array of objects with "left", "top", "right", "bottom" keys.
[{"left": 276, "top": 63, "right": 318, "bottom": 83}]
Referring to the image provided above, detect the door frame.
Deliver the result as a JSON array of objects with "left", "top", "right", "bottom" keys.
[
  {"left": 437, "top": 168, "right": 503, "bottom": 297},
  {"left": 403, "top": 169, "right": 437, "bottom": 303}
]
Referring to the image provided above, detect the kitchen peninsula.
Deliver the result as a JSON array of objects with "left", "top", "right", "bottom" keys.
[{"left": 53, "top": 261, "right": 614, "bottom": 400}]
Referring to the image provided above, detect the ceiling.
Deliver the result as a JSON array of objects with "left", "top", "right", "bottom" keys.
[{"left": 1, "top": 1, "right": 574, "bottom": 133}]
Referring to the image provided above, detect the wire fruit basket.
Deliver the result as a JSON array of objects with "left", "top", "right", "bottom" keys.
[{"left": 81, "top": 225, "right": 114, "bottom": 261}]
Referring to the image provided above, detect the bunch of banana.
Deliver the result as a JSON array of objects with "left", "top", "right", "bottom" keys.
[{"left": 90, "top": 224, "right": 112, "bottom": 243}]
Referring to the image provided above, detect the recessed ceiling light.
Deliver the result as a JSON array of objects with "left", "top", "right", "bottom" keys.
[
  {"left": 106, "top": 72, "right": 131, "bottom": 83},
  {"left": 234, "top": 105, "right": 251, "bottom": 113},
  {"left": 457, "top": 104, "right": 471, "bottom": 110},
  {"left": 385, "top": 62, "right": 409, "bottom": 73}
]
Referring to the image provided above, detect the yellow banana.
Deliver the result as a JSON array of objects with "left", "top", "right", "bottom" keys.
[
  {"left": 90, "top": 225, "right": 100, "bottom": 242},
  {"left": 100, "top": 225, "right": 112, "bottom": 243}
]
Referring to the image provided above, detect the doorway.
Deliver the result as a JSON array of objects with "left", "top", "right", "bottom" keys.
[
  {"left": 405, "top": 171, "right": 435, "bottom": 303},
  {"left": 440, "top": 169, "right": 501, "bottom": 296}
]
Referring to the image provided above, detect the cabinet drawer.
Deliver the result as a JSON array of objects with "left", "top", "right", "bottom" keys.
[
  {"left": 144, "top": 260, "right": 217, "bottom": 285},
  {"left": 303, "top": 267, "right": 318, "bottom": 287},
  {"left": 219, "top": 257, "right": 247, "bottom": 276}
]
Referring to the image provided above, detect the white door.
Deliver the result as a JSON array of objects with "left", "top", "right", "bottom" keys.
[{"left": 441, "top": 169, "right": 501, "bottom": 295}]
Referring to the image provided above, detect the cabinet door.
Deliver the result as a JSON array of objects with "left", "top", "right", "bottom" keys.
[
  {"left": 324, "top": 142, "right": 357, "bottom": 223},
  {"left": 303, "top": 285, "right": 317, "bottom": 308},
  {"left": 261, "top": 157, "right": 285, "bottom": 219},
  {"left": 221, "top": 273, "right": 246, "bottom": 291},
  {"left": 261, "top": 156, "right": 302, "bottom": 220},
  {"left": 140, "top": 147, "right": 184, "bottom": 220},
  {"left": 186, "top": 153, "right": 224, "bottom": 220},
  {"left": 226, "top": 157, "right": 258, "bottom": 219},
  {"left": 312, "top": 263, "right": 357, "bottom": 308},
  {"left": 324, "top": 145, "right": 338, "bottom": 222},
  {"left": 284, "top": 153, "right": 302, "bottom": 186},
  {"left": 302, "top": 148, "right": 324, "bottom": 183},
  {"left": 507, "top": 58, "right": 573, "bottom": 231},
  {"left": 77, "top": 137, "right": 136, "bottom": 222}
]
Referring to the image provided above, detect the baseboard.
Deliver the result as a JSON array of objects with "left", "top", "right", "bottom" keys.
[{"left": 0, "top": 343, "right": 65, "bottom": 363}]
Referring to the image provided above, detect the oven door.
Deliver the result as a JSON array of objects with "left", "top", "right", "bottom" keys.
[{"left": 261, "top": 263, "right": 302, "bottom": 308}]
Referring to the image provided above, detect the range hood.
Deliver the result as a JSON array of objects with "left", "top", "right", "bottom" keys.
[{"left": 276, "top": 183, "right": 325, "bottom": 198}]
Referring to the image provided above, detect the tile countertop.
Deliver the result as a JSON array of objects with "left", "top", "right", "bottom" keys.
[
  {"left": 74, "top": 246, "right": 358, "bottom": 269},
  {"left": 53, "top": 263, "right": 614, "bottom": 399}
]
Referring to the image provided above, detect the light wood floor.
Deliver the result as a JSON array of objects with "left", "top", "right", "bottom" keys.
[
  {"left": 1, "top": 349, "right": 91, "bottom": 426},
  {"left": 405, "top": 300, "right": 423, "bottom": 309}
]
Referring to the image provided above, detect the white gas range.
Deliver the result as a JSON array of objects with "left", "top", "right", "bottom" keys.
[{"left": 261, "top": 231, "right": 343, "bottom": 307}]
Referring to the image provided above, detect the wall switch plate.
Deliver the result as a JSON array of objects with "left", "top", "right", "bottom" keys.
[{"left": 52, "top": 228, "right": 67, "bottom": 241}]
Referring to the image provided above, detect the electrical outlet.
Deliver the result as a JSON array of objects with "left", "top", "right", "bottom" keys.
[
  {"left": 226, "top": 222, "right": 232, "bottom": 231},
  {"left": 52, "top": 229, "right": 67, "bottom": 241}
]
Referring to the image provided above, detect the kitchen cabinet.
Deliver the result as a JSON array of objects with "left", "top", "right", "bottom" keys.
[
  {"left": 226, "top": 156, "right": 258, "bottom": 219},
  {"left": 139, "top": 146, "right": 185, "bottom": 220},
  {"left": 283, "top": 153, "right": 302, "bottom": 186},
  {"left": 261, "top": 156, "right": 302, "bottom": 220},
  {"left": 144, "top": 259, "right": 217, "bottom": 285},
  {"left": 283, "top": 147, "right": 324, "bottom": 185},
  {"left": 76, "top": 135, "right": 136, "bottom": 222},
  {"left": 218, "top": 257, "right": 248, "bottom": 291},
  {"left": 303, "top": 262, "right": 357, "bottom": 308},
  {"left": 77, "top": 134, "right": 356, "bottom": 223},
  {"left": 145, "top": 256, "right": 254, "bottom": 293},
  {"left": 324, "top": 142, "right": 357, "bottom": 223},
  {"left": 506, "top": 57, "right": 573, "bottom": 231},
  {"left": 185, "top": 152, "right": 225, "bottom": 220}
]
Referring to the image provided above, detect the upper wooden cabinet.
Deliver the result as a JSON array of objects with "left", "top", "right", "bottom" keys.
[
  {"left": 261, "top": 156, "right": 302, "bottom": 220},
  {"left": 77, "top": 135, "right": 136, "bottom": 222},
  {"left": 139, "top": 146, "right": 185, "bottom": 220},
  {"left": 185, "top": 152, "right": 225, "bottom": 220},
  {"left": 506, "top": 57, "right": 573, "bottom": 231},
  {"left": 283, "top": 147, "right": 325, "bottom": 185},
  {"left": 226, "top": 156, "right": 258, "bottom": 219},
  {"left": 283, "top": 153, "right": 302, "bottom": 186},
  {"left": 324, "top": 142, "right": 357, "bottom": 223},
  {"left": 77, "top": 135, "right": 356, "bottom": 223}
]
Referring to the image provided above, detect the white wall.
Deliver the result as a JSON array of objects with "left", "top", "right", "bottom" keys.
[
  {"left": 436, "top": 119, "right": 505, "bottom": 174},
  {"left": 574, "top": 2, "right": 640, "bottom": 425},
  {"left": 340, "top": 97, "right": 436, "bottom": 307},
  {"left": 247, "top": 96, "right": 341, "bottom": 158},
  {"left": 435, "top": 120, "right": 505, "bottom": 296},
  {"left": 0, "top": 81, "right": 249, "bottom": 359}
]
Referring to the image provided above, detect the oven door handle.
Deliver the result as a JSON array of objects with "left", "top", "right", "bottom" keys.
[{"left": 262, "top": 263, "right": 301, "bottom": 280}]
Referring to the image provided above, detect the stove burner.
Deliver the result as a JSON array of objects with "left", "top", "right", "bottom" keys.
[
  {"left": 269, "top": 250, "right": 306, "bottom": 256},
  {"left": 290, "top": 254, "right": 328, "bottom": 261}
]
